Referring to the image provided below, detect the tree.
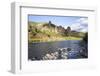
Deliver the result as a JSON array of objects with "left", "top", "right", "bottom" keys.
[
  {"left": 83, "top": 33, "right": 88, "bottom": 43},
  {"left": 49, "top": 21, "right": 52, "bottom": 26},
  {"left": 65, "top": 26, "right": 71, "bottom": 36},
  {"left": 80, "top": 32, "right": 88, "bottom": 58}
]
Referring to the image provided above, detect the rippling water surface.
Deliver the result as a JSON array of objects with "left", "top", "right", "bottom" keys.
[{"left": 28, "top": 40, "right": 87, "bottom": 60}]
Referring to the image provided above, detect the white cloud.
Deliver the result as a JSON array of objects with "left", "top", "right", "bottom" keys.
[
  {"left": 70, "top": 23, "right": 80, "bottom": 30},
  {"left": 77, "top": 18, "right": 88, "bottom": 24},
  {"left": 70, "top": 18, "right": 88, "bottom": 32}
]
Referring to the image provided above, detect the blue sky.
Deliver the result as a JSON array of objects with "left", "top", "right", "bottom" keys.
[{"left": 28, "top": 15, "right": 88, "bottom": 32}]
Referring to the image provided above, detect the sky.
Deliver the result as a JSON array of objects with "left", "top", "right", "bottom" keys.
[{"left": 28, "top": 15, "right": 88, "bottom": 32}]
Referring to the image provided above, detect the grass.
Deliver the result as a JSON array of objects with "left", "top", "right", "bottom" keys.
[
  {"left": 29, "top": 36, "right": 82, "bottom": 43},
  {"left": 64, "top": 36, "right": 82, "bottom": 40}
]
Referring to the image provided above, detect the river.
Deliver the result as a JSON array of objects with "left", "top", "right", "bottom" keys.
[{"left": 28, "top": 40, "right": 88, "bottom": 61}]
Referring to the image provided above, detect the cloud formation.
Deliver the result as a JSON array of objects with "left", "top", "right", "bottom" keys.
[{"left": 70, "top": 18, "right": 88, "bottom": 32}]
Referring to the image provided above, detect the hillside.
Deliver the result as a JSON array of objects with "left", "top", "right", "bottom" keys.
[{"left": 28, "top": 21, "right": 86, "bottom": 43}]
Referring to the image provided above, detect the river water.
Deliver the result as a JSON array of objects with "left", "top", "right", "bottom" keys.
[{"left": 28, "top": 40, "right": 88, "bottom": 60}]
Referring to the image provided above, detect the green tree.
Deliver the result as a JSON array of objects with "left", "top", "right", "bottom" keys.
[
  {"left": 65, "top": 26, "right": 71, "bottom": 36},
  {"left": 83, "top": 33, "right": 88, "bottom": 43}
]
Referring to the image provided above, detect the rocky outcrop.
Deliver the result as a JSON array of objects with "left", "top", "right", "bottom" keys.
[
  {"left": 28, "top": 21, "right": 86, "bottom": 43},
  {"left": 28, "top": 21, "right": 72, "bottom": 38}
]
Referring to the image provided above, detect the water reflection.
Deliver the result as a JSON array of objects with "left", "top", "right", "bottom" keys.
[{"left": 28, "top": 40, "right": 88, "bottom": 61}]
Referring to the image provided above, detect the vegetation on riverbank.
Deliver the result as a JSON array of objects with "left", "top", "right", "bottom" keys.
[
  {"left": 29, "top": 37, "right": 82, "bottom": 43},
  {"left": 28, "top": 21, "right": 86, "bottom": 43}
]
